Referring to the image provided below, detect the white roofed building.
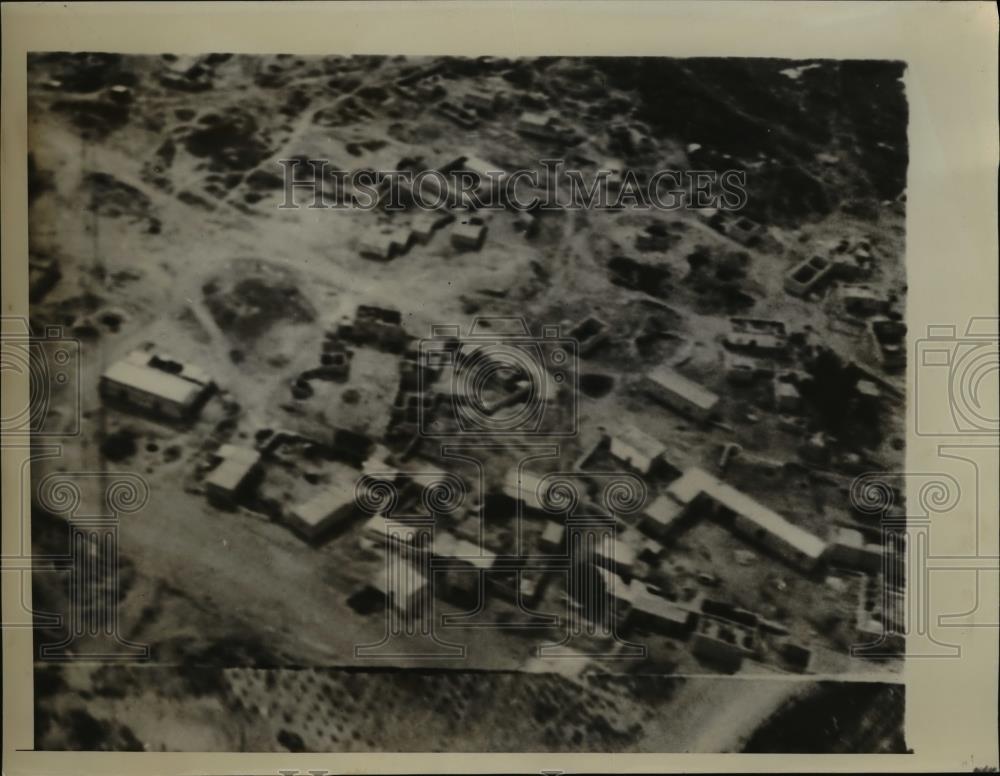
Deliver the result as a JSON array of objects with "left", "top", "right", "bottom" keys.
[{"left": 640, "top": 367, "right": 720, "bottom": 423}]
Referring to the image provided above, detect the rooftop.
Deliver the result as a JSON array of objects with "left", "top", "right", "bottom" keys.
[
  {"left": 102, "top": 360, "right": 203, "bottom": 406},
  {"left": 644, "top": 494, "right": 686, "bottom": 527},
  {"left": 645, "top": 367, "right": 719, "bottom": 412},
  {"left": 433, "top": 531, "right": 496, "bottom": 569},
  {"left": 608, "top": 424, "right": 666, "bottom": 466},
  {"left": 290, "top": 472, "right": 358, "bottom": 528},
  {"left": 665, "top": 467, "right": 826, "bottom": 560}
]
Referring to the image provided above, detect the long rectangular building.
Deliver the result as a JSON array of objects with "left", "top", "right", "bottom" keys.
[
  {"left": 640, "top": 367, "right": 719, "bottom": 423},
  {"left": 662, "top": 467, "right": 828, "bottom": 572}
]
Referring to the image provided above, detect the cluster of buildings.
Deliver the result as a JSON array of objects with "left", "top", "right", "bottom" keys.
[
  {"left": 88, "top": 57, "right": 907, "bottom": 675},
  {"left": 96, "top": 291, "right": 902, "bottom": 673}
]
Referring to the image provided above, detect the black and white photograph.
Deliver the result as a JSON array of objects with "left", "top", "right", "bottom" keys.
[
  {"left": 2, "top": 2, "right": 997, "bottom": 771},
  {"left": 23, "top": 50, "right": 912, "bottom": 753}
]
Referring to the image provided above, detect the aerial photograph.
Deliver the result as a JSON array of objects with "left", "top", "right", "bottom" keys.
[{"left": 26, "top": 52, "right": 908, "bottom": 753}]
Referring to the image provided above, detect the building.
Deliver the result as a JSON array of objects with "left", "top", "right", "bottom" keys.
[
  {"left": 390, "top": 390, "right": 435, "bottom": 430},
  {"left": 605, "top": 425, "right": 670, "bottom": 477},
  {"left": 773, "top": 375, "right": 802, "bottom": 413},
  {"left": 437, "top": 100, "right": 479, "bottom": 129},
  {"left": 662, "top": 467, "right": 827, "bottom": 573},
  {"left": 869, "top": 318, "right": 907, "bottom": 371},
  {"left": 410, "top": 210, "right": 454, "bottom": 244},
  {"left": 443, "top": 154, "right": 509, "bottom": 203},
  {"left": 367, "top": 564, "right": 429, "bottom": 616},
  {"left": 463, "top": 89, "right": 503, "bottom": 114},
  {"left": 318, "top": 338, "right": 352, "bottom": 380},
  {"left": 784, "top": 254, "right": 836, "bottom": 297},
  {"left": 691, "top": 615, "right": 756, "bottom": 672},
  {"left": 363, "top": 513, "right": 405, "bottom": 548},
  {"left": 516, "top": 111, "right": 571, "bottom": 143},
  {"left": 628, "top": 586, "right": 696, "bottom": 637},
  {"left": 451, "top": 222, "right": 487, "bottom": 251},
  {"left": 539, "top": 521, "right": 566, "bottom": 553},
  {"left": 358, "top": 228, "right": 398, "bottom": 261},
  {"left": 100, "top": 349, "right": 214, "bottom": 420},
  {"left": 205, "top": 444, "right": 261, "bottom": 506},
  {"left": 594, "top": 566, "right": 635, "bottom": 629},
  {"left": 837, "top": 284, "right": 889, "bottom": 316},
  {"left": 724, "top": 352, "right": 763, "bottom": 384},
  {"left": 827, "top": 527, "right": 882, "bottom": 573},
  {"left": 592, "top": 535, "right": 636, "bottom": 578},
  {"left": 854, "top": 573, "right": 905, "bottom": 654},
  {"left": 700, "top": 598, "right": 760, "bottom": 629},
  {"left": 724, "top": 317, "right": 789, "bottom": 357},
  {"left": 640, "top": 367, "right": 720, "bottom": 423},
  {"left": 358, "top": 225, "right": 412, "bottom": 261},
  {"left": 432, "top": 531, "right": 496, "bottom": 604},
  {"left": 502, "top": 467, "right": 549, "bottom": 513},
  {"left": 640, "top": 494, "right": 687, "bottom": 542},
  {"left": 286, "top": 472, "right": 361, "bottom": 541},
  {"left": 780, "top": 641, "right": 813, "bottom": 673},
  {"left": 831, "top": 249, "right": 874, "bottom": 281},
  {"left": 346, "top": 305, "right": 409, "bottom": 352},
  {"left": 725, "top": 216, "right": 765, "bottom": 247},
  {"left": 517, "top": 570, "right": 547, "bottom": 606},
  {"left": 432, "top": 531, "right": 496, "bottom": 570}
]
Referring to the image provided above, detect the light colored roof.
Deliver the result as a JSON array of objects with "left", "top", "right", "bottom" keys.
[
  {"left": 518, "top": 111, "right": 551, "bottom": 127},
  {"left": 631, "top": 587, "right": 691, "bottom": 623},
  {"left": 774, "top": 381, "right": 800, "bottom": 398},
  {"left": 291, "top": 479, "right": 356, "bottom": 528},
  {"left": 126, "top": 349, "right": 211, "bottom": 386},
  {"left": 102, "top": 360, "right": 202, "bottom": 406},
  {"left": 217, "top": 444, "right": 260, "bottom": 465},
  {"left": 644, "top": 494, "right": 686, "bottom": 526},
  {"left": 593, "top": 537, "right": 636, "bottom": 567},
  {"left": 541, "top": 521, "right": 565, "bottom": 544},
  {"left": 458, "top": 154, "right": 505, "bottom": 177},
  {"left": 596, "top": 566, "right": 635, "bottom": 604},
  {"left": 370, "top": 565, "right": 428, "bottom": 600},
  {"left": 363, "top": 514, "right": 394, "bottom": 541},
  {"left": 834, "top": 527, "right": 865, "bottom": 548},
  {"left": 666, "top": 467, "right": 826, "bottom": 560},
  {"left": 609, "top": 425, "right": 666, "bottom": 468},
  {"left": 726, "top": 332, "right": 786, "bottom": 350},
  {"left": 453, "top": 222, "right": 487, "bottom": 240},
  {"left": 205, "top": 458, "right": 256, "bottom": 492},
  {"left": 839, "top": 285, "right": 883, "bottom": 300},
  {"left": 503, "top": 468, "right": 547, "bottom": 510},
  {"left": 856, "top": 380, "right": 881, "bottom": 398},
  {"left": 666, "top": 467, "right": 719, "bottom": 505},
  {"left": 707, "top": 473, "right": 825, "bottom": 560},
  {"left": 646, "top": 367, "right": 719, "bottom": 411},
  {"left": 433, "top": 531, "right": 495, "bottom": 569},
  {"left": 359, "top": 229, "right": 397, "bottom": 255},
  {"left": 400, "top": 460, "right": 451, "bottom": 489}
]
